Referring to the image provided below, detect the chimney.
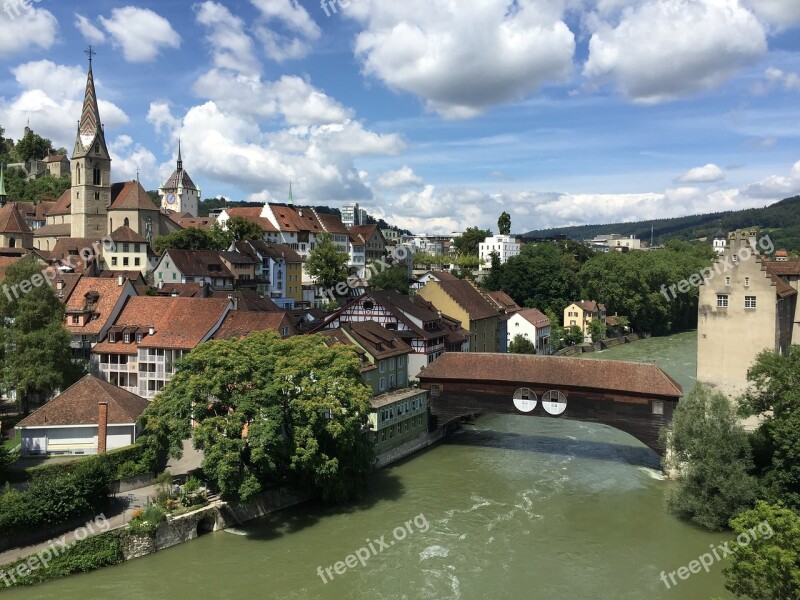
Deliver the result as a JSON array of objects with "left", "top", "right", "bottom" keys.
[
  {"left": 97, "top": 402, "right": 109, "bottom": 454},
  {"left": 298, "top": 208, "right": 304, "bottom": 217},
  {"left": 228, "top": 293, "right": 238, "bottom": 310},
  {"left": 158, "top": 281, "right": 164, "bottom": 290},
  {"left": 148, "top": 324, "right": 155, "bottom": 336},
  {"left": 117, "top": 275, "right": 124, "bottom": 286},
  {"left": 56, "top": 279, "right": 64, "bottom": 290}
]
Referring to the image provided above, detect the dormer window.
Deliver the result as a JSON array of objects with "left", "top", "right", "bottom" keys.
[
  {"left": 124, "top": 333, "right": 131, "bottom": 343},
  {"left": 109, "top": 332, "right": 116, "bottom": 343},
  {"left": 136, "top": 332, "right": 143, "bottom": 343}
]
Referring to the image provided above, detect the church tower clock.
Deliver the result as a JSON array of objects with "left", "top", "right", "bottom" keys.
[{"left": 158, "top": 139, "right": 201, "bottom": 216}]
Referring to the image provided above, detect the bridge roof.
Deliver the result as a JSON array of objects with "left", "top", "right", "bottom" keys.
[{"left": 419, "top": 353, "right": 683, "bottom": 399}]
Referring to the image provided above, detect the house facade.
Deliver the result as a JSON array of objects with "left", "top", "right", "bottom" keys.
[
  {"left": 564, "top": 300, "right": 606, "bottom": 342},
  {"left": 507, "top": 308, "right": 551, "bottom": 354},
  {"left": 478, "top": 234, "right": 520, "bottom": 270},
  {"left": 153, "top": 249, "right": 235, "bottom": 290},
  {"left": 697, "top": 232, "right": 798, "bottom": 399}
]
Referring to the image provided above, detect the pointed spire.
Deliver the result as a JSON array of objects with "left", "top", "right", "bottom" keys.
[
  {"left": 74, "top": 46, "right": 104, "bottom": 157},
  {"left": 177, "top": 136, "right": 183, "bottom": 171},
  {"left": 287, "top": 181, "right": 293, "bottom": 206},
  {"left": 0, "top": 164, "right": 6, "bottom": 207}
]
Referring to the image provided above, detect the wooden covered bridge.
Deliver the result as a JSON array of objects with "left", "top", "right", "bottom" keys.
[{"left": 417, "top": 353, "right": 683, "bottom": 455}]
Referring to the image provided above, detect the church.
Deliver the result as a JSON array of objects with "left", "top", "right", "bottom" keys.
[{"left": 33, "top": 52, "right": 198, "bottom": 252}]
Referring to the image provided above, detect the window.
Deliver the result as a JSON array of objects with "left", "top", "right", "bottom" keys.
[
  {"left": 93, "top": 165, "right": 101, "bottom": 185},
  {"left": 136, "top": 333, "right": 143, "bottom": 343},
  {"left": 652, "top": 401, "right": 664, "bottom": 416},
  {"left": 717, "top": 294, "right": 729, "bottom": 308},
  {"left": 111, "top": 257, "right": 117, "bottom": 266},
  {"left": 745, "top": 296, "right": 757, "bottom": 309},
  {"left": 124, "top": 333, "right": 131, "bottom": 343},
  {"left": 134, "top": 258, "right": 141, "bottom": 266},
  {"left": 123, "top": 243, "right": 129, "bottom": 252},
  {"left": 380, "top": 361, "right": 386, "bottom": 373},
  {"left": 379, "top": 377, "right": 386, "bottom": 391},
  {"left": 71, "top": 315, "right": 79, "bottom": 324},
  {"left": 389, "top": 357, "right": 395, "bottom": 370},
  {"left": 123, "top": 257, "right": 129, "bottom": 266},
  {"left": 134, "top": 244, "right": 140, "bottom": 252},
  {"left": 725, "top": 277, "right": 731, "bottom": 286},
  {"left": 109, "top": 332, "right": 116, "bottom": 343},
  {"left": 744, "top": 277, "right": 750, "bottom": 287}
]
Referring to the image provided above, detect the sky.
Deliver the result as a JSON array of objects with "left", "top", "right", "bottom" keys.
[{"left": 0, "top": 0, "right": 799, "bottom": 235}]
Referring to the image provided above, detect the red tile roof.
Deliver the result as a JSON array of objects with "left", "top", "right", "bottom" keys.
[
  {"left": 109, "top": 225, "right": 148, "bottom": 243},
  {"left": 419, "top": 353, "right": 683, "bottom": 399},
  {"left": 164, "top": 249, "right": 235, "bottom": 279},
  {"left": 0, "top": 203, "right": 32, "bottom": 234},
  {"left": 108, "top": 181, "right": 158, "bottom": 211},
  {"left": 209, "top": 289, "right": 281, "bottom": 311},
  {"left": 92, "top": 296, "right": 230, "bottom": 352},
  {"left": 33, "top": 223, "right": 71, "bottom": 238},
  {"left": 315, "top": 212, "right": 349, "bottom": 234},
  {"left": 224, "top": 207, "right": 278, "bottom": 233},
  {"left": 17, "top": 375, "right": 150, "bottom": 427},
  {"left": 765, "top": 259, "right": 800, "bottom": 277},
  {"left": 486, "top": 290, "right": 521, "bottom": 313},
  {"left": 341, "top": 321, "right": 413, "bottom": 360},
  {"left": 429, "top": 280, "right": 499, "bottom": 321},
  {"left": 46, "top": 190, "right": 72, "bottom": 215},
  {"left": 65, "top": 276, "right": 134, "bottom": 335},
  {"left": 212, "top": 310, "right": 295, "bottom": 340},
  {"left": 515, "top": 308, "right": 550, "bottom": 328}
]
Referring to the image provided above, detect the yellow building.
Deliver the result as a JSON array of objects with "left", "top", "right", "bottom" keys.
[
  {"left": 417, "top": 280, "right": 500, "bottom": 353},
  {"left": 103, "top": 226, "right": 151, "bottom": 274},
  {"left": 563, "top": 300, "right": 606, "bottom": 342}
]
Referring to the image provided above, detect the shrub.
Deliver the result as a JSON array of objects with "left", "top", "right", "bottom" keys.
[{"left": 128, "top": 504, "right": 166, "bottom": 537}]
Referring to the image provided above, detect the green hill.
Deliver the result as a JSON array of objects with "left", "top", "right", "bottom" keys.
[{"left": 523, "top": 195, "right": 800, "bottom": 253}]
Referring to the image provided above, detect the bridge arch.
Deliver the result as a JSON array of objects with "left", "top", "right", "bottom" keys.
[{"left": 418, "top": 353, "right": 683, "bottom": 456}]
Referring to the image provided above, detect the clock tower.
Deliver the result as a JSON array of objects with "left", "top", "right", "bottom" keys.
[{"left": 158, "top": 139, "right": 200, "bottom": 216}]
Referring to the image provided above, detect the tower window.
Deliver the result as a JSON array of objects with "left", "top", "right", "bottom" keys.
[
  {"left": 93, "top": 166, "right": 101, "bottom": 185},
  {"left": 94, "top": 192, "right": 99, "bottom": 200},
  {"left": 95, "top": 143, "right": 99, "bottom": 154}
]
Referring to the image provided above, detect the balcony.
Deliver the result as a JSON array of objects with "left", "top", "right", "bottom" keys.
[{"left": 70, "top": 340, "right": 92, "bottom": 350}]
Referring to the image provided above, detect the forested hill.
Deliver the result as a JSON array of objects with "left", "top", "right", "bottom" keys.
[{"left": 523, "top": 195, "right": 800, "bottom": 252}]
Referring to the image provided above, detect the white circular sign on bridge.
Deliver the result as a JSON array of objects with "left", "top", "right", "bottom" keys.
[
  {"left": 541, "top": 390, "right": 567, "bottom": 416},
  {"left": 512, "top": 388, "right": 537, "bottom": 413}
]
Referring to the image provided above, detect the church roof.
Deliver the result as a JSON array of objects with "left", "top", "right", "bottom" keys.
[
  {"left": 162, "top": 169, "right": 197, "bottom": 191},
  {"left": 0, "top": 203, "right": 32, "bottom": 234},
  {"left": 33, "top": 223, "right": 71, "bottom": 238},
  {"left": 109, "top": 181, "right": 158, "bottom": 211},
  {"left": 109, "top": 225, "right": 148, "bottom": 243},
  {"left": 47, "top": 189, "right": 72, "bottom": 215}
]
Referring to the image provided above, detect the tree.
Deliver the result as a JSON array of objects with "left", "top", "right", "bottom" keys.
[
  {"left": 722, "top": 501, "right": 800, "bottom": 600},
  {"left": 152, "top": 227, "right": 226, "bottom": 254},
  {"left": 305, "top": 233, "right": 349, "bottom": 290},
  {"left": 226, "top": 216, "right": 265, "bottom": 242},
  {"left": 498, "top": 212, "right": 511, "bottom": 236},
  {"left": 508, "top": 334, "right": 536, "bottom": 354},
  {"left": 588, "top": 319, "right": 606, "bottom": 343},
  {"left": 13, "top": 129, "right": 52, "bottom": 162},
  {"left": 0, "top": 444, "right": 13, "bottom": 481},
  {"left": 661, "top": 384, "right": 759, "bottom": 531},
  {"left": 452, "top": 227, "right": 491, "bottom": 256},
  {"left": 0, "top": 256, "right": 83, "bottom": 413},
  {"left": 412, "top": 252, "right": 444, "bottom": 269},
  {"left": 546, "top": 308, "right": 566, "bottom": 351},
  {"left": 369, "top": 265, "right": 409, "bottom": 294},
  {"left": 564, "top": 325, "right": 584, "bottom": 346},
  {"left": 137, "top": 331, "right": 375, "bottom": 503},
  {"left": 740, "top": 346, "right": 800, "bottom": 508},
  {"left": 4, "top": 168, "right": 70, "bottom": 204},
  {"left": 450, "top": 254, "right": 480, "bottom": 279}
]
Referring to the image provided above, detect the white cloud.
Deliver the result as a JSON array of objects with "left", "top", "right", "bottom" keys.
[
  {"left": 584, "top": 0, "right": 767, "bottom": 104},
  {"left": 195, "top": 1, "right": 260, "bottom": 76},
  {"left": 74, "top": 14, "right": 106, "bottom": 44},
  {"left": 350, "top": 0, "right": 575, "bottom": 118},
  {"left": 742, "top": 0, "right": 800, "bottom": 29},
  {"left": 764, "top": 67, "right": 800, "bottom": 91},
  {"left": 676, "top": 163, "right": 725, "bottom": 184},
  {"left": 109, "top": 135, "right": 158, "bottom": 183},
  {"left": 98, "top": 7, "right": 180, "bottom": 63},
  {"left": 0, "top": 60, "right": 128, "bottom": 148},
  {"left": 0, "top": 6, "right": 58, "bottom": 58},
  {"left": 377, "top": 166, "right": 423, "bottom": 188},
  {"left": 384, "top": 161, "right": 800, "bottom": 234},
  {"left": 250, "top": 0, "right": 320, "bottom": 62}
]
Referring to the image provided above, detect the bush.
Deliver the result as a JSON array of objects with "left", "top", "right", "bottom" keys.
[
  {"left": 1, "top": 531, "right": 123, "bottom": 587},
  {"left": 128, "top": 504, "right": 166, "bottom": 537},
  {"left": 26, "top": 443, "right": 153, "bottom": 481}
]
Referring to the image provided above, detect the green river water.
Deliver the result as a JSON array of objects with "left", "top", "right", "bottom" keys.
[{"left": 8, "top": 331, "right": 737, "bottom": 600}]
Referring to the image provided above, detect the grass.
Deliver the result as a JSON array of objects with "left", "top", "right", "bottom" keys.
[{"left": 3, "top": 429, "right": 20, "bottom": 451}]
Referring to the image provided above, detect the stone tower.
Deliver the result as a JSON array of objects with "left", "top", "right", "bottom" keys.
[
  {"left": 159, "top": 139, "right": 200, "bottom": 216},
  {"left": 71, "top": 48, "right": 111, "bottom": 239}
]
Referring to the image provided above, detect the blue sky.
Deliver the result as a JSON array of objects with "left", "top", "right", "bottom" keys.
[{"left": 1, "top": 0, "right": 799, "bottom": 234}]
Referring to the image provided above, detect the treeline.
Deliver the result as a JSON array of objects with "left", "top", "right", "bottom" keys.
[
  {"left": 524, "top": 195, "right": 800, "bottom": 253},
  {"left": 483, "top": 240, "right": 715, "bottom": 335}
]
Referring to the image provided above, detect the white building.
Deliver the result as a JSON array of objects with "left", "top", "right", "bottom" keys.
[
  {"left": 585, "top": 234, "right": 641, "bottom": 253},
  {"left": 506, "top": 308, "right": 551, "bottom": 354},
  {"left": 479, "top": 235, "right": 521, "bottom": 270}
]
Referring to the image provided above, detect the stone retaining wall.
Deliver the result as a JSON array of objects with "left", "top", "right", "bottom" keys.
[{"left": 375, "top": 429, "right": 444, "bottom": 468}]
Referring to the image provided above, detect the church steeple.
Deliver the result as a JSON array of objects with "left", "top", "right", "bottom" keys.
[
  {"left": 287, "top": 181, "right": 293, "bottom": 206},
  {"left": 73, "top": 46, "right": 107, "bottom": 159},
  {"left": 176, "top": 137, "right": 183, "bottom": 172},
  {"left": 0, "top": 164, "right": 7, "bottom": 207}
]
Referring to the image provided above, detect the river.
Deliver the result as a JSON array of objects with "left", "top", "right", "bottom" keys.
[{"left": 8, "top": 331, "right": 735, "bottom": 599}]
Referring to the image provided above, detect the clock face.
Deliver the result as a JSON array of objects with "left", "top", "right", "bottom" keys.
[{"left": 167, "top": 194, "right": 176, "bottom": 204}]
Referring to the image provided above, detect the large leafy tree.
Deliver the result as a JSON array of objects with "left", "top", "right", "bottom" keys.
[
  {"left": 452, "top": 226, "right": 491, "bottom": 256},
  {"left": 226, "top": 216, "right": 265, "bottom": 242},
  {"left": 138, "top": 332, "right": 374, "bottom": 503},
  {"left": 661, "top": 384, "right": 759, "bottom": 531},
  {"left": 508, "top": 334, "right": 535, "bottom": 354},
  {"left": 740, "top": 346, "right": 800, "bottom": 508},
  {"left": 306, "top": 232, "right": 349, "bottom": 290},
  {"left": 369, "top": 265, "right": 409, "bottom": 294},
  {"left": 723, "top": 501, "right": 800, "bottom": 600},
  {"left": 153, "top": 227, "right": 227, "bottom": 254},
  {"left": 497, "top": 211, "right": 511, "bottom": 235},
  {"left": 13, "top": 128, "right": 52, "bottom": 162},
  {"left": 3, "top": 168, "right": 70, "bottom": 203},
  {"left": 0, "top": 256, "right": 82, "bottom": 413}
]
